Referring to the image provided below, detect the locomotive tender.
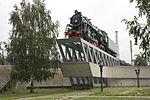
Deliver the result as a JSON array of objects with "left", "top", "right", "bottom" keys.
[{"left": 65, "top": 10, "right": 118, "bottom": 57}]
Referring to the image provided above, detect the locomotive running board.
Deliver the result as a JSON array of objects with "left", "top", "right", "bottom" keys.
[{"left": 57, "top": 38, "right": 120, "bottom": 66}]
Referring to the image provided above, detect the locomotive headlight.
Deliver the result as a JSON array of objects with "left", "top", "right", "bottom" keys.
[{"left": 75, "top": 19, "right": 78, "bottom": 23}]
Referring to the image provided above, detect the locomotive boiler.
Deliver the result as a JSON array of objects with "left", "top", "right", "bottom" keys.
[{"left": 65, "top": 10, "right": 117, "bottom": 57}]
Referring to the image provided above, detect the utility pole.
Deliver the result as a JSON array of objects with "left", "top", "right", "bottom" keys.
[{"left": 130, "top": 40, "right": 133, "bottom": 65}]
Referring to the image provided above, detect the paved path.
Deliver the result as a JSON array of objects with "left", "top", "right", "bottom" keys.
[
  {"left": 17, "top": 92, "right": 150, "bottom": 100},
  {"left": 17, "top": 92, "right": 90, "bottom": 100}
]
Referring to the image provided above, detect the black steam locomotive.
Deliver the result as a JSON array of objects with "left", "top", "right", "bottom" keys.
[{"left": 65, "top": 10, "right": 117, "bottom": 57}]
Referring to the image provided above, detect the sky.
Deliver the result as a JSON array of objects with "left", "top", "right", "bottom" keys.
[{"left": 0, "top": 0, "right": 141, "bottom": 63}]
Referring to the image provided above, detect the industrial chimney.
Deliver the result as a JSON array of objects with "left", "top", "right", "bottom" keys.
[{"left": 115, "top": 31, "right": 119, "bottom": 59}]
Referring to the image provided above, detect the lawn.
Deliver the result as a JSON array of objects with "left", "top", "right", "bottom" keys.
[
  {"left": 30, "top": 97, "right": 150, "bottom": 100},
  {"left": 74, "top": 97, "right": 150, "bottom": 100},
  {"left": 90, "top": 87, "right": 150, "bottom": 96},
  {"left": 0, "top": 87, "right": 150, "bottom": 100},
  {"left": 0, "top": 88, "right": 74, "bottom": 100}
]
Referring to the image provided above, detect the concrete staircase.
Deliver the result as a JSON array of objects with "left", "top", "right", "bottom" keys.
[{"left": 0, "top": 66, "right": 11, "bottom": 92}]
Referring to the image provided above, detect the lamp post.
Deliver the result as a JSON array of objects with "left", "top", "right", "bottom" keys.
[
  {"left": 99, "top": 61, "right": 103, "bottom": 92},
  {"left": 135, "top": 68, "right": 140, "bottom": 88}
]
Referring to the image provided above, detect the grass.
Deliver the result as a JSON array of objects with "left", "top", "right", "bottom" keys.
[
  {"left": 89, "top": 87, "right": 150, "bottom": 96},
  {"left": 74, "top": 97, "right": 150, "bottom": 100},
  {"left": 0, "top": 88, "right": 74, "bottom": 100},
  {"left": 30, "top": 98, "right": 59, "bottom": 100},
  {"left": 30, "top": 97, "right": 150, "bottom": 100},
  {"left": 1, "top": 87, "right": 150, "bottom": 100}
]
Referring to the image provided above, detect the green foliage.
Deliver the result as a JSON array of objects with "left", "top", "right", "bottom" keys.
[
  {"left": 7, "top": 0, "right": 60, "bottom": 93},
  {"left": 0, "top": 42, "right": 5, "bottom": 65},
  {"left": 119, "top": 59, "right": 131, "bottom": 66},
  {"left": 122, "top": 0, "right": 150, "bottom": 59},
  {"left": 0, "top": 42, "right": 3, "bottom": 64},
  {"left": 119, "top": 59, "right": 126, "bottom": 65},
  {"left": 133, "top": 54, "right": 147, "bottom": 66}
]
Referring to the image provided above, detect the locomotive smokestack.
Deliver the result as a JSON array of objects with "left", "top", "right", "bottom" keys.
[
  {"left": 115, "top": 31, "right": 119, "bottom": 59},
  {"left": 74, "top": 10, "right": 78, "bottom": 14}
]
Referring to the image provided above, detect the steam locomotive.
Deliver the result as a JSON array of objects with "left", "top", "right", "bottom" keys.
[{"left": 65, "top": 10, "right": 117, "bottom": 57}]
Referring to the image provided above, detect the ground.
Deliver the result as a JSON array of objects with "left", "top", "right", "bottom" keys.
[{"left": 1, "top": 87, "right": 150, "bottom": 100}]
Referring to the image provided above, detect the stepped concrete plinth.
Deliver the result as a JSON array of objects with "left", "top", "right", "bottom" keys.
[
  {"left": 0, "top": 66, "right": 71, "bottom": 89},
  {"left": 31, "top": 68, "right": 71, "bottom": 88},
  {"left": 0, "top": 65, "right": 11, "bottom": 91},
  {"left": 61, "top": 62, "right": 150, "bottom": 86}
]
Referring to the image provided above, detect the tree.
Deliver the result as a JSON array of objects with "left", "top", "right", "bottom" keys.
[
  {"left": 134, "top": 54, "right": 147, "bottom": 66},
  {"left": 0, "top": 42, "right": 3, "bottom": 65},
  {"left": 0, "top": 42, "right": 5, "bottom": 65},
  {"left": 122, "top": 0, "right": 150, "bottom": 60},
  {"left": 119, "top": 59, "right": 131, "bottom": 66},
  {"left": 7, "top": 0, "right": 60, "bottom": 93}
]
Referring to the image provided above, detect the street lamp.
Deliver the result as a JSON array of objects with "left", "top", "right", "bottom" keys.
[
  {"left": 135, "top": 68, "right": 140, "bottom": 88},
  {"left": 99, "top": 61, "right": 104, "bottom": 92}
]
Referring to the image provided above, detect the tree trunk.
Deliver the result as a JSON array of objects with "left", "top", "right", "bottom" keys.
[{"left": 30, "top": 80, "right": 34, "bottom": 93}]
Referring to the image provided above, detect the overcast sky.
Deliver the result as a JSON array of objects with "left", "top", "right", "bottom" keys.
[{"left": 0, "top": 0, "right": 141, "bottom": 63}]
